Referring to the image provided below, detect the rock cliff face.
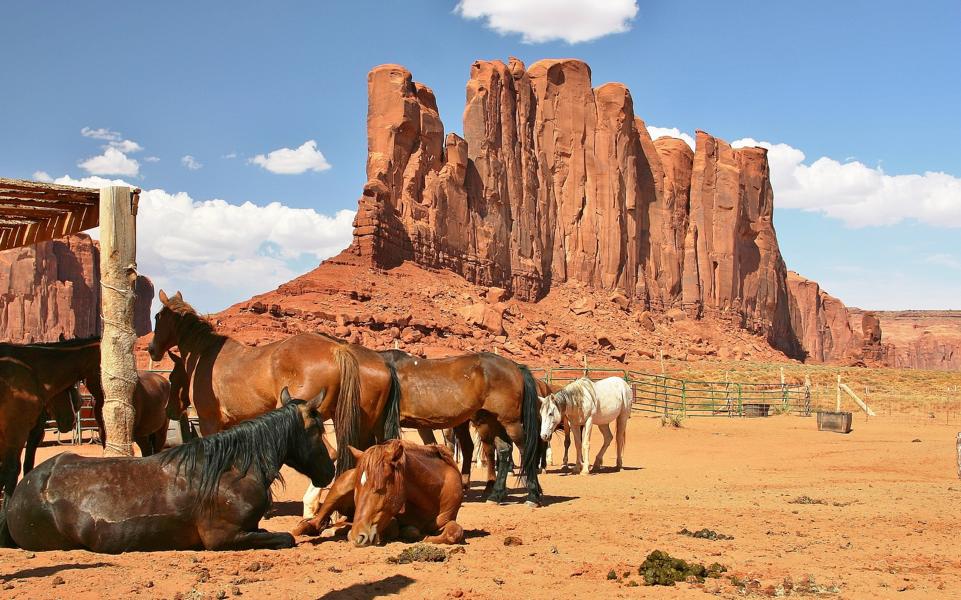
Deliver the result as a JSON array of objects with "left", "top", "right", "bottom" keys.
[
  {"left": 346, "top": 58, "right": 819, "bottom": 358},
  {"left": 0, "top": 233, "right": 153, "bottom": 343},
  {"left": 848, "top": 309, "right": 961, "bottom": 370}
]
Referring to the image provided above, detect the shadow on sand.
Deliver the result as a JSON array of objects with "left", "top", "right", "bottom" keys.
[
  {"left": 317, "top": 574, "right": 415, "bottom": 599},
  {"left": 3, "top": 562, "right": 114, "bottom": 581}
]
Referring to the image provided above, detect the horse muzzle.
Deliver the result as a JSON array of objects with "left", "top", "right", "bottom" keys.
[
  {"left": 352, "top": 524, "right": 379, "bottom": 547},
  {"left": 540, "top": 431, "right": 552, "bottom": 442}
]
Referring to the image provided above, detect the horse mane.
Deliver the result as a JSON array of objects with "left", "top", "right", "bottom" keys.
[
  {"left": 163, "top": 297, "right": 224, "bottom": 350},
  {"left": 360, "top": 439, "right": 407, "bottom": 491},
  {"left": 553, "top": 378, "right": 595, "bottom": 410},
  {"left": 160, "top": 401, "right": 308, "bottom": 512}
]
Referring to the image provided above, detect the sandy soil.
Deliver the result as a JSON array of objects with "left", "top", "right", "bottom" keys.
[{"left": 2, "top": 414, "right": 960, "bottom": 599}]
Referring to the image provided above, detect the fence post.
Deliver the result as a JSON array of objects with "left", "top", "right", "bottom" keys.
[
  {"left": 681, "top": 380, "right": 687, "bottom": 417},
  {"left": 737, "top": 383, "right": 743, "bottom": 417}
]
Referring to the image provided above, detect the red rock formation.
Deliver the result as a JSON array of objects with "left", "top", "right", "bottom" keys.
[
  {"left": 848, "top": 309, "right": 961, "bottom": 370},
  {"left": 0, "top": 233, "right": 153, "bottom": 343},
  {"left": 785, "top": 272, "right": 858, "bottom": 363}
]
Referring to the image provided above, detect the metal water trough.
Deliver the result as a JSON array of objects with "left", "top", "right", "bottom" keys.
[
  {"left": 817, "top": 411, "right": 853, "bottom": 434},
  {"left": 742, "top": 403, "right": 771, "bottom": 417}
]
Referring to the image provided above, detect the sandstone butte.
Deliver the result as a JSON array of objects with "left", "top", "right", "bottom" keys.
[{"left": 0, "top": 233, "right": 153, "bottom": 343}]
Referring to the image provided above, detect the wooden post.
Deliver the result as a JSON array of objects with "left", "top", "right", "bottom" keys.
[
  {"left": 99, "top": 186, "right": 139, "bottom": 457},
  {"left": 583, "top": 355, "right": 588, "bottom": 378},
  {"left": 956, "top": 433, "right": 961, "bottom": 479},
  {"left": 839, "top": 383, "right": 877, "bottom": 417},
  {"left": 836, "top": 374, "right": 842, "bottom": 412}
]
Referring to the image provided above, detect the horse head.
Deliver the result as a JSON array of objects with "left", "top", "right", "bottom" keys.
[
  {"left": 166, "top": 350, "right": 190, "bottom": 418},
  {"left": 281, "top": 387, "right": 336, "bottom": 490},
  {"left": 348, "top": 440, "right": 407, "bottom": 547},
  {"left": 539, "top": 394, "right": 562, "bottom": 442},
  {"left": 148, "top": 289, "right": 185, "bottom": 361}
]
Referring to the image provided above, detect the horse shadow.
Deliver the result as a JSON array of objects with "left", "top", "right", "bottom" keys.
[
  {"left": 2, "top": 562, "right": 114, "bottom": 581},
  {"left": 317, "top": 574, "right": 415, "bottom": 599}
]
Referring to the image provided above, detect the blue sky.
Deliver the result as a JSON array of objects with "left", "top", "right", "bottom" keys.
[{"left": 2, "top": 1, "right": 959, "bottom": 312}]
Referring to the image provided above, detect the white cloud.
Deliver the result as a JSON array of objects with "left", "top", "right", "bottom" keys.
[
  {"left": 52, "top": 174, "right": 355, "bottom": 314},
  {"left": 250, "top": 140, "right": 331, "bottom": 174},
  {"left": 731, "top": 137, "right": 961, "bottom": 228},
  {"left": 108, "top": 139, "right": 143, "bottom": 153},
  {"left": 181, "top": 155, "right": 203, "bottom": 170},
  {"left": 78, "top": 147, "right": 140, "bottom": 177},
  {"left": 144, "top": 156, "right": 160, "bottom": 163},
  {"left": 222, "top": 152, "right": 238, "bottom": 160},
  {"left": 81, "top": 127, "right": 122, "bottom": 141},
  {"left": 923, "top": 253, "right": 961, "bottom": 269},
  {"left": 32, "top": 170, "right": 53, "bottom": 182},
  {"left": 456, "top": 0, "right": 638, "bottom": 44},
  {"left": 647, "top": 126, "right": 696, "bottom": 150}
]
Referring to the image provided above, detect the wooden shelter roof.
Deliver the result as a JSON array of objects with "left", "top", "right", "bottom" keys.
[{"left": 0, "top": 177, "right": 113, "bottom": 250}]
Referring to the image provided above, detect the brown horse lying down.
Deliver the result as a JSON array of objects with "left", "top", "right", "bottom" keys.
[
  {"left": 293, "top": 440, "right": 464, "bottom": 546},
  {"left": 0, "top": 389, "right": 334, "bottom": 553}
]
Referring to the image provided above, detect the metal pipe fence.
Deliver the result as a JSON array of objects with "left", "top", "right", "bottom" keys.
[{"left": 533, "top": 365, "right": 812, "bottom": 419}]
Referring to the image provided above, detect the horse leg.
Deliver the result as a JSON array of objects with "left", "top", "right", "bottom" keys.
[
  {"left": 580, "top": 416, "right": 593, "bottom": 475},
  {"left": 569, "top": 421, "right": 584, "bottom": 474},
  {"left": 292, "top": 470, "right": 357, "bottom": 537},
  {"left": 417, "top": 428, "right": 439, "bottom": 445},
  {"left": 615, "top": 410, "right": 629, "bottom": 470},
  {"left": 592, "top": 424, "right": 614, "bottom": 472},
  {"left": 23, "top": 415, "right": 46, "bottom": 475},
  {"left": 472, "top": 419, "right": 498, "bottom": 498},
  {"left": 451, "top": 422, "right": 473, "bottom": 490},
  {"left": 563, "top": 424, "right": 571, "bottom": 469},
  {"left": 1, "top": 449, "right": 22, "bottom": 501},
  {"left": 209, "top": 530, "right": 296, "bottom": 550},
  {"left": 486, "top": 434, "right": 512, "bottom": 504},
  {"left": 424, "top": 520, "right": 465, "bottom": 545},
  {"left": 503, "top": 421, "right": 542, "bottom": 506}
]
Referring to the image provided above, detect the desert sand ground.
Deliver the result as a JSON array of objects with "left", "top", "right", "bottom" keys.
[{"left": 1, "top": 413, "right": 960, "bottom": 599}]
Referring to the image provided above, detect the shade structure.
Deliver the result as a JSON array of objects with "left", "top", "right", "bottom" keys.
[{"left": 0, "top": 177, "right": 102, "bottom": 250}]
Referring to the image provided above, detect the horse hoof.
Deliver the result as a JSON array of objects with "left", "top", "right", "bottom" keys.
[{"left": 524, "top": 500, "right": 540, "bottom": 508}]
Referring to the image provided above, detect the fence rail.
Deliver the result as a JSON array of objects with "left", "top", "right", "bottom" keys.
[{"left": 535, "top": 365, "right": 812, "bottom": 418}]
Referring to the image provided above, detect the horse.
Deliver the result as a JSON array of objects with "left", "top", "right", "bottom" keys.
[
  {"left": 293, "top": 440, "right": 464, "bottom": 546},
  {"left": 22, "top": 386, "right": 83, "bottom": 475},
  {"left": 147, "top": 290, "right": 399, "bottom": 473},
  {"left": 0, "top": 388, "right": 335, "bottom": 553},
  {"left": 539, "top": 377, "right": 632, "bottom": 474},
  {"left": 377, "top": 349, "right": 542, "bottom": 506},
  {"left": 0, "top": 338, "right": 103, "bottom": 501},
  {"left": 93, "top": 371, "right": 177, "bottom": 457}
]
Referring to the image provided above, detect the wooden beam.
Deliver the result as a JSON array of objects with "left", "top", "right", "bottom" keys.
[
  {"left": 839, "top": 383, "right": 877, "bottom": 417},
  {"left": 99, "top": 186, "right": 139, "bottom": 457}
]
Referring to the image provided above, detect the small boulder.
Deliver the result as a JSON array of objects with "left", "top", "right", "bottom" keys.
[
  {"left": 596, "top": 333, "right": 615, "bottom": 348},
  {"left": 570, "top": 297, "right": 596, "bottom": 316},
  {"left": 486, "top": 287, "right": 508, "bottom": 303},
  {"left": 609, "top": 292, "right": 631, "bottom": 310},
  {"left": 609, "top": 349, "right": 627, "bottom": 363},
  {"left": 665, "top": 308, "right": 686, "bottom": 322},
  {"left": 248, "top": 301, "right": 267, "bottom": 314},
  {"left": 638, "top": 311, "right": 656, "bottom": 332}
]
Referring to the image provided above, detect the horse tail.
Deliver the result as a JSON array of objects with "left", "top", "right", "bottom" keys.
[
  {"left": 333, "top": 347, "right": 361, "bottom": 474},
  {"left": 382, "top": 363, "right": 401, "bottom": 441},
  {"left": 518, "top": 364, "right": 543, "bottom": 498}
]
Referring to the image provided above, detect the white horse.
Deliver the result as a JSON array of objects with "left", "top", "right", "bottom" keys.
[{"left": 539, "top": 377, "right": 632, "bottom": 474}]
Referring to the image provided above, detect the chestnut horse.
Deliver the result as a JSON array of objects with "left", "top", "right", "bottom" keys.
[
  {"left": 296, "top": 440, "right": 464, "bottom": 546},
  {"left": 23, "top": 386, "right": 83, "bottom": 475},
  {"left": 0, "top": 389, "right": 334, "bottom": 552},
  {"left": 376, "top": 350, "right": 542, "bottom": 506},
  {"left": 146, "top": 291, "right": 399, "bottom": 472},
  {"left": 0, "top": 338, "right": 103, "bottom": 501},
  {"left": 92, "top": 370, "right": 180, "bottom": 457}
]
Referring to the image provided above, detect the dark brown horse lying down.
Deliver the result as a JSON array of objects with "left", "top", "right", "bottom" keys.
[
  {"left": 293, "top": 440, "right": 464, "bottom": 546},
  {"left": 0, "top": 389, "right": 334, "bottom": 553}
]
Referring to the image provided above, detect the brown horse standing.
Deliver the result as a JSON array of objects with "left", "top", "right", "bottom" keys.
[
  {"left": 296, "top": 440, "right": 464, "bottom": 546},
  {"left": 23, "top": 387, "right": 83, "bottom": 475},
  {"left": 93, "top": 371, "right": 178, "bottom": 457},
  {"left": 0, "top": 338, "right": 103, "bottom": 502},
  {"left": 146, "top": 291, "right": 399, "bottom": 471},
  {"left": 377, "top": 350, "right": 542, "bottom": 506}
]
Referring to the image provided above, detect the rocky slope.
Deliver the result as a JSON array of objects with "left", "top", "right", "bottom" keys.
[
  {"left": 847, "top": 309, "right": 961, "bottom": 370},
  {"left": 0, "top": 233, "right": 153, "bottom": 343}
]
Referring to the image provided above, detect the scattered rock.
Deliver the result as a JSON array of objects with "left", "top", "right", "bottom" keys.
[
  {"left": 597, "top": 333, "right": 615, "bottom": 348},
  {"left": 570, "top": 297, "right": 596, "bottom": 316},
  {"left": 503, "top": 536, "right": 524, "bottom": 546},
  {"left": 609, "top": 349, "right": 627, "bottom": 363},
  {"left": 638, "top": 550, "right": 727, "bottom": 586},
  {"left": 486, "top": 287, "right": 508, "bottom": 303},
  {"left": 678, "top": 527, "right": 734, "bottom": 541},
  {"left": 609, "top": 292, "right": 631, "bottom": 310},
  {"left": 52, "top": 576, "right": 65, "bottom": 586},
  {"left": 637, "top": 311, "right": 655, "bottom": 332},
  {"left": 665, "top": 308, "right": 686, "bottom": 322}
]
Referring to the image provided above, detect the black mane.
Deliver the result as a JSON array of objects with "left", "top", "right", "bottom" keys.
[{"left": 161, "top": 401, "right": 309, "bottom": 512}]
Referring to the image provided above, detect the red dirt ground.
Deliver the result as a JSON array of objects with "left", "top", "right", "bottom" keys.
[{"left": 2, "top": 414, "right": 959, "bottom": 599}]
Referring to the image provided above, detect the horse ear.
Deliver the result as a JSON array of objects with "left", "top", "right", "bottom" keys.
[
  {"left": 390, "top": 442, "right": 404, "bottom": 463},
  {"left": 348, "top": 446, "right": 364, "bottom": 461},
  {"left": 158, "top": 289, "right": 169, "bottom": 305},
  {"left": 174, "top": 290, "right": 183, "bottom": 301},
  {"left": 280, "top": 387, "right": 292, "bottom": 405},
  {"left": 307, "top": 389, "right": 326, "bottom": 412},
  {"left": 167, "top": 350, "right": 183, "bottom": 366}
]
